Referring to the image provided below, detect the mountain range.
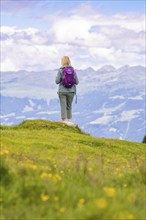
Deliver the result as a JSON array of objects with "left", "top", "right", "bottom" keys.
[{"left": 1, "top": 65, "right": 145, "bottom": 142}]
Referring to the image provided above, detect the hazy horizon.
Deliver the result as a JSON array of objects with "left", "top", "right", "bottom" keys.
[{"left": 1, "top": 64, "right": 146, "bottom": 73}]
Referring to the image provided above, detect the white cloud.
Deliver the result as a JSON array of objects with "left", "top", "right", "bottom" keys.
[
  {"left": 0, "top": 113, "right": 15, "bottom": 118},
  {"left": 1, "top": 27, "right": 58, "bottom": 71},
  {"left": 22, "top": 105, "right": 33, "bottom": 113},
  {"left": 90, "top": 115, "right": 113, "bottom": 125},
  {"left": 16, "top": 116, "right": 26, "bottom": 119},
  {"left": 1, "top": 7, "right": 145, "bottom": 71},
  {"left": 119, "top": 110, "right": 140, "bottom": 122},
  {"left": 93, "top": 102, "right": 125, "bottom": 114},
  {"left": 109, "top": 127, "right": 117, "bottom": 132},
  {"left": 36, "top": 111, "right": 59, "bottom": 115},
  {"left": 53, "top": 16, "right": 90, "bottom": 42},
  {"left": 109, "top": 96, "right": 125, "bottom": 100},
  {"left": 128, "top": 96, "right": 143, "bottom": 100}
]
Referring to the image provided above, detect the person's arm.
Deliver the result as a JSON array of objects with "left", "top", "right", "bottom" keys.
[
  {"left": 74, "top": 72, "right": 79, "bottom": 85},
  {"left": 55, "top": 69, "right": 62, "bottom": 84}
]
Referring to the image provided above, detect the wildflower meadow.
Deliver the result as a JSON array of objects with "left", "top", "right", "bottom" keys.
[{"left": 0, "top": 120, "right": 145, "bottom": 219}]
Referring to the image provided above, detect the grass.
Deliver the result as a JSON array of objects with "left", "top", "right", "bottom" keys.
[{"left": 0, "top": 119, "right": 145, "bottom": 220}]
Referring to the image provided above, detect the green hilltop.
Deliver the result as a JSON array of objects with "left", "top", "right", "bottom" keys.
[{"left": 0, "top": 120, "right": 145, "bottom": 220}]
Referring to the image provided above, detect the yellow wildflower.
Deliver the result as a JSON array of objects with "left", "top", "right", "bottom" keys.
[
  {"left": 114, "top": 212, "right": 135, "bottom": 220},
  {"left": 118, "top": 173, "right": 124, "bottom": 177},
  {"left": 53, "top": 174, "right": 62, "bottom": 181},
  {"left": 40, "top": 172, "right": 48, "bottom": 179},
  {"left": 96, "top": 198, "right": 108, "bottom": 209},
  {"left": 0, "top": 150, "right": 9, "bottom": 156},
  {"left": 0, "top": 152, "right": 3, "bottom": 156},
  {"left": 127, "top": 214, "right": 135, "bottom": 219},
  {"left": 53, "top": 164, "right": 57, "bottom": 168},
  {"left": 59, "top": 207, "right": 65, "bottom": 213},
  {"left": 87, "top": 167, "right": 93, "bottom": 172},
  {"left": 40, "top": 193, "right": 49, "bottom": 202},
  {"left": 40, "top": 172, "right": 52, "bottom": 179},
  {"left": 27, "top": 164, "right": 37, "bottom": 170},
  {"left": 103, "top": 187, "right": 117, "bottom": 197},
  {"left": 48, "top": 173, "right": 53, "bottom": 178},
  {"left": 77, "top": 198, "right": 85, "bottom": 208},
  {"left": 3, "top": 150, "right": 9, "bottom": 154},
  {"left": 54, "top": 196, "right": 59, "bottom": 202}
]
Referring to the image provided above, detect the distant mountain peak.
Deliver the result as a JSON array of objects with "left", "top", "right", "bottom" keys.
[
  {"left": 97, "top": 65, "right": 116, "bottom": 73},
  {"left": 84, "top": 67, "right": 95, "bottom": 72},
  {"left": 118, "top": 65, "right": 130, "bottom": 72},
  {"left": 118, "top": 65, "right": 145, "bottom": 72}
]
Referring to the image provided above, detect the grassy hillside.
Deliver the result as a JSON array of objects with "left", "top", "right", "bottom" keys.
[{"left": 0, "top": 120, "right": 145, "bottom": 220}]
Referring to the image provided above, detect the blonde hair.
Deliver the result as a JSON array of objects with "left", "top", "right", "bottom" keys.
[{"left": 61, "top": 56, "right": 71, "bottom": 66}]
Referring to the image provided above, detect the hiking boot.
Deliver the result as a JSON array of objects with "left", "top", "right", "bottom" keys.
[{"left": 66, "top": 121, "right": 77, "bottom": 127}]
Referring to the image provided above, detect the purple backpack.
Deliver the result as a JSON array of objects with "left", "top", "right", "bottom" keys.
[{"left": 62, "top": 67, "right": 76, "bottom": 88}]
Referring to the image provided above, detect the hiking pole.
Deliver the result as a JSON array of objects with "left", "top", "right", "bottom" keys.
[{"left": 75, "top": 94, "right": 77, "bottom": 104}]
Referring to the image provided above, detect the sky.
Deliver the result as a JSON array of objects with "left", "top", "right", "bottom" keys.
[{"left": 1, "top": 0, "right": 146, "bottom": 71}]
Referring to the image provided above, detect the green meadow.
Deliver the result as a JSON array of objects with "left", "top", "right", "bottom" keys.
[{"left": 0, "top": 120, "right": 145, "bottom": 220}]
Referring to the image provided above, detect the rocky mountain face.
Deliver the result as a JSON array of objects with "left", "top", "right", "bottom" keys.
[{"left": 1, "top": 65, "right": 145, "bottom": 142}]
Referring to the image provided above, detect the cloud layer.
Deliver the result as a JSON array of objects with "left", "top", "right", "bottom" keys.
[{"left": 1, "top": 4, "right": 145, "bottom": 71}]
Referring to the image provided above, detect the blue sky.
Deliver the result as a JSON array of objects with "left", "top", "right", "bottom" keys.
[
  {"left": 1, "top": 0, "right": 145, "bottom": 71},
  {"left": 1, "top": 0, "right": 145, "bottom": 28}
]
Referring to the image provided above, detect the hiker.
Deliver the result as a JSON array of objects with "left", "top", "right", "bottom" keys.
[{"left": 55, "top": 56, "right": 79, "bottom": 126}]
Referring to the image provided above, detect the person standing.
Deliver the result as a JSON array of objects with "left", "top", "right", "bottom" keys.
[{"left": 55, "top": 56, "right": 79, "bottom": 126}]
